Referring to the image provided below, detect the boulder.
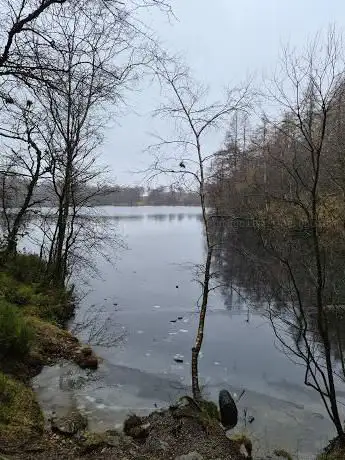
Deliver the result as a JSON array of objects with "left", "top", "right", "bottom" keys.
[
  {"left": 218, "top": 389, "right": 238, "bottom": 430},
  {"left": 75, "top": 346, "right": 98, "bottom": 370}
]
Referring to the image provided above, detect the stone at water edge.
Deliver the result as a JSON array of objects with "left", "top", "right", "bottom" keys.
[
  {"left": 123, "top": 414, "right": 151, "bottom": 441},
  {"left": 218, "top": 389, "right": 238, "bottom": 430},
  {"left": 175, "top": 452, "right": 204, "bottom": 460},
  {"left": 50, "top": 410, "right": 88, "bottom": 436},
  {"left": 75, "top": 346, "right": 98, "bottom": 370}
]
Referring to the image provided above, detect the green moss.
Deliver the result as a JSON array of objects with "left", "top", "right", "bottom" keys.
[
  {"left": 0, "top": 372, "right": 43, "bottom": 447},
  {"left": 199, "top": 399, "right": 220, "bottom": 420}
]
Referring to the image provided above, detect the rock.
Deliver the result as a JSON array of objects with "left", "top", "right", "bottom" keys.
[
  {"left": 123, "top": 414, "right": 151, "bottom": 441},
  {"left": 105, "top": 434, "right": 121, "bottom": 447},
  {"left": 175, "top": 452, "right": 204, "bottom": 460},
  {"left": 145, "top": 437, "right": 170, "bottom": 451},
  {"left": 230, "top": 434, "right": 253, "bottom": 459},
  {"left": 248, "top": 415, "right": 255, "bottom": 424},
  {"left": 80, "top": 346, "right": 93, "bottom": 357},
  {"left": 51, "top": 410, "right": 88, "bottom": 436},
  {"left": 174, "top": 358, "right": 184, "bottom": 363},
  {"left": 75, "top": 346, "right": 98, "bottom": 370},
  {"left": 218, "top": 389, "right": 238, "bottom": 430}
]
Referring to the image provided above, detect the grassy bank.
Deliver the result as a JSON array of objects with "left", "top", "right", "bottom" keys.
[{"left": 0, "top": 253, "right": 98, "bottom": 454}]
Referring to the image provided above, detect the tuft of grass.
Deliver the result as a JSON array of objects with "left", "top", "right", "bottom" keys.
[
  {"left": 198, "top": 399, "right": 220, "bottom": 420},
  {"left": 172, "top": 396, "right": 221, "bottom": 434},
  {"left": 0, "top": 372, "right": 43, "bottom": 448},
  {"left": 0, "top": 253, "right": 46, "bottom": 284},
  {"left": 0, "top": 265, "right": 73, "bottom": 326},
  {"left": 0, "top": 301, "right": 33, "bottom": 359}
]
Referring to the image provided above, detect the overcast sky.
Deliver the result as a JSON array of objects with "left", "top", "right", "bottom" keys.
[{"left": 101, "top": 0, "right": 345, "bottom": 186}]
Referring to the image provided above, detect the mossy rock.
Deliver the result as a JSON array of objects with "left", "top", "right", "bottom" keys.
[{"left": 0, "top": 372, "right": 43, "bottom": 449}]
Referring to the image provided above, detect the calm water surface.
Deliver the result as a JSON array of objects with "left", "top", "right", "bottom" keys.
[{"left": 33, "top": 206, "right": 338, "bottom": 458}]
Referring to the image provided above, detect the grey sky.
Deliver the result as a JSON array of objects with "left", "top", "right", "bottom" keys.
[{"left": 102, "top": 0, "right": 345, "bottom": 186}]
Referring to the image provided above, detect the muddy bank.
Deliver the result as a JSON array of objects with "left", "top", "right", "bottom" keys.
[{"left": 0, "top": 255, "right": 99, "bottom": 456}]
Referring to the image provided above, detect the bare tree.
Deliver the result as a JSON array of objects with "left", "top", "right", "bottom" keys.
[
  {"left": 0, "top": 99, "right": 52, "bottom": 253},
  {"left": 210, "top": 28, "right": 345, "bottom": 439},
  {"left": 21, "top": 0, "right": 143, "bottom": 284},
  {"left": 0, "top": 0, "right": 173, "bottom": 280},
  {"left": 261, "top": 29, "right": 345, "bottom": 438},
  {"left": 149, "top": 55, "right": 251, "bottom": 400}
]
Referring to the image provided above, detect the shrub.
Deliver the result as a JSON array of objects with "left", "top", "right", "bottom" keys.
[
  {"left": 4, "top": 253, "right": 46, "bottom": 284},
  {"left": 4, "top": 284, "right": 32, "bottom": 306},
  {"left": 0, "top": 302, "right": 33, "bottom": 358}
]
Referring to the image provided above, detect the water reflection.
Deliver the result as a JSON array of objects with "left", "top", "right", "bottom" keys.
[
  {"left": 212, "top": 215, "right": 345, "bottom": 433},
  {"left": 31, "top": 206, "right": 338, "bottom": 456},
  {"left": 13, "top": 208, "right": 203, "bottom": 223}
]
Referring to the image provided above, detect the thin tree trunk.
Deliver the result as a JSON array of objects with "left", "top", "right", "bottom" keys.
[
  {"left": 191, "top": 246, "right": 213, "bottom": 400},
  {"left": 6, "top": 165, "right": 41, "bottom": 254}
]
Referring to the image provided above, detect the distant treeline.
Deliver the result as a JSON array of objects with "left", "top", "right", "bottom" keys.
[
  {"left": 2, "top": 180, "right": 200, "bottom": 207},
  {"left": 70, "top": 184, "right": 199, "bottom": 206},
  {"left": 87, "top": 185, "right": 200, "bottom": 206}
]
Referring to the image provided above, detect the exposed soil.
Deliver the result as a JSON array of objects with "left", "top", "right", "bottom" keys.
[{"left": 2, "top": 404, "right": 247, "bottom": 460}]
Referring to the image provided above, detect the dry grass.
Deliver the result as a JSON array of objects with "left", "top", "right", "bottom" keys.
[{"left": 0, "top": 372, "right": 44, "bottom": 451}]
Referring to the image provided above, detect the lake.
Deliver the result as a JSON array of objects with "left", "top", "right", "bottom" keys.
[{"left": 32, "top": 206, "right": 337, "bottom": 458}]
